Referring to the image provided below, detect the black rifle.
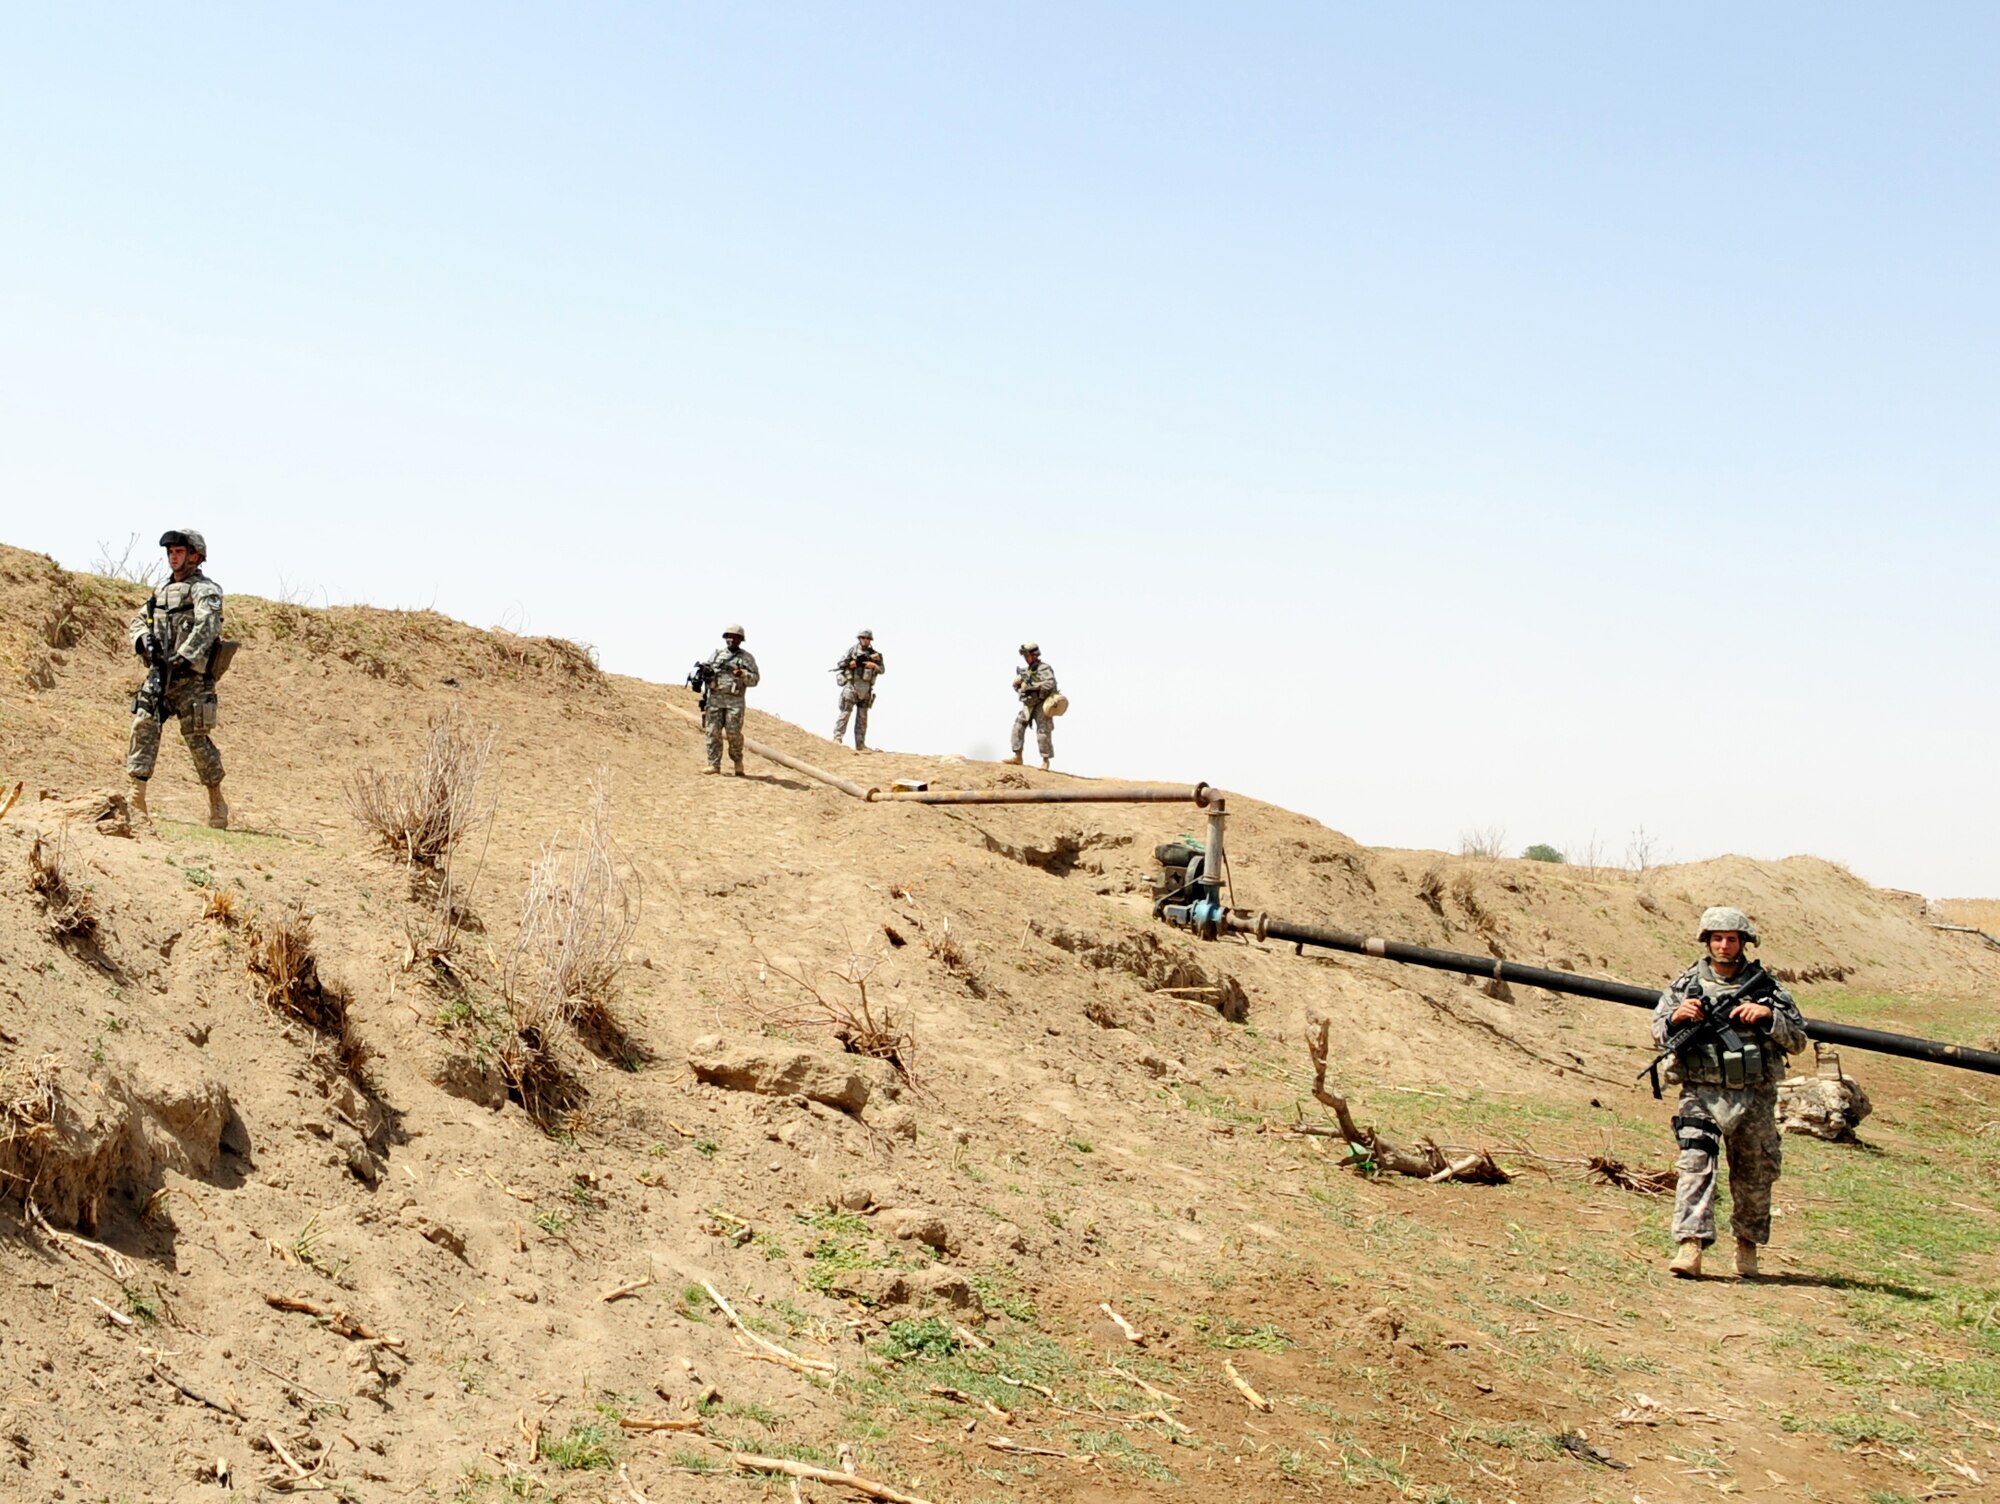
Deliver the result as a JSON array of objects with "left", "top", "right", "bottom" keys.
[
  {"left": 134, "top": 594, "right": 178, "bottom": 723},
  {"left": 686, "top": 660, "right": 716, "bottom": 713},
  {"left": 1639, "top": 966, "right": 1780, "bottom": 1098}
]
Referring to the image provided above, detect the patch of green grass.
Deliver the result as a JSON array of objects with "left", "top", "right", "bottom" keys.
[
  {"left": 693, "top": 1137, "right": 720, "bottom": 1158},
  {"left": 1056, "top": 1427, "right": 1177, "bottom": 1482},
  {"left": 1193, "top": 1315, "right": 1291, "bottom": 1352},
  {"left": 878, "top": 1317, "right": 960, "bottom": 1361},
  {"left": 720, "top": 1398, "right": 784, "bottom": 1430},
  {"left": 1174, "top": 1083, "right": 1261, "bottom": 1125},
  {"left": 183, "top": 865, "right": 213, "bottom": 888},
  {"left": 667, "top": 1448, "right": 718, "bottom": 1472},
  {"left": 1780, "top": 1411, "right": 1923, "bottom": 1448},
  {"left": 122, "top": 1285, "right": 158, "bottom": 1325},
  {"left": 542, "top": 1422, "right": 615, "bottom": 1471},
  {"left": 532, "top": 1208, "right": 567, "bottom": 1235},
  {"left": 1065, "top": 1137, "right": 1094, "bottom": 1154},
  {"left": 969, "top": 1271, "right": 1037, "bottom": 1323},
  {"left": 676, "top": 1283, "right": 714, "bottom": 1320}
]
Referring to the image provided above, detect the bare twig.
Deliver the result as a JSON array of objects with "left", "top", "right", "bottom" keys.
[
  {"left": 1223, "top": 1358, "right": 1272, "bottom": 1412},
  {"left": 701, "top": 1281, "right": 836, "bottom": 1375},
  {"left": 264, "top": 1294, "right": 404, "bottom": 1349},
  {"left": 729, "top": 1453, "right": 934, "bottom": 1504},
  {"left": 1099, "top": 1302, "right": 1144, "bottom": 1344},
  {"left": 599, "top": 1276, "right": 653, "bottom": 1303}
]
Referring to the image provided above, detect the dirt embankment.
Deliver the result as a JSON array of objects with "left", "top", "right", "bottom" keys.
[{"left": 3, "top": 540, "right": 1997, "bottom": 1504}]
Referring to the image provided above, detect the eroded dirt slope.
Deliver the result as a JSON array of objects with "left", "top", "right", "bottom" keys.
[{"left": 3, "top": 541, "right": 1998, "bottom": 1504}]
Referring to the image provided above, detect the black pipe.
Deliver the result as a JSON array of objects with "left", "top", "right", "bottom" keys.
[{"left": 1235, "top": 913, "right": 2000, "bottom": 1079}]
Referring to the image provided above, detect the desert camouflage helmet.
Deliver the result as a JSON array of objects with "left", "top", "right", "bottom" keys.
[
  {"left": 159, "top": 528, "right": 208, "bottom": 559},
  {"left": 1696, "top": 906, "right": 1758, "bottom": 945},
  {"left": 1019, "top": 640, "right": 1040, "bottom": 655},
  {"left": 722, "top": 623, "right": 746, "bottom": 640},
  {"left": 857, "top": 628, "right": 874, "bottom": 639}
]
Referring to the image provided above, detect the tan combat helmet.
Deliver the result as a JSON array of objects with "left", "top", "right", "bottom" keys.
[
  {"left": 1696, "top": 906, "right": 1758, "bottom": 945},
  {"left": 722, "top": 624, "right": 746, "bottom": 641},
  {"left": 160, "top": 528, "right": 208, "bottom": 559},
  {"left": 857, "top": 629, "right": 873, "bottom": 640},
  {"left": 1019, "top": 641, "right": 1040, "bottom": 655}
]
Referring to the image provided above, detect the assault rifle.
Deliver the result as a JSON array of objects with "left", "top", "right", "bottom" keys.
[
  {"left": 1638, "top": 967, "right": 1781, "bottom": 1099},
  {"left": 686, "top": 660, "right": 716, "bottom": 712},
  {"left": 134, "top": 596, "right": 178, "bottom": 723}
]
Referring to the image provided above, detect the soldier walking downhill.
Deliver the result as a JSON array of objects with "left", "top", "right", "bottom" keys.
[
  {"left": 698, "top": 624, "right": 760, "bottom": 775},
  {"left": 1004, "top": 641, "right": 1059, "bottom": 771},
  {"left": 1651, "top": 906, "right": 1808, "bottom": 1279},
  {"left": 126, "top": 528, "right": 230, "bottom": 828},
  {"left": 831, "top": 629, "right": 884, "bottom": 752}
]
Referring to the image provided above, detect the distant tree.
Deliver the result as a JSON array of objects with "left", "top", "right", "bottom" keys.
[{"left": 1522, "top": 843, "right": 1566, "bottom": 864}]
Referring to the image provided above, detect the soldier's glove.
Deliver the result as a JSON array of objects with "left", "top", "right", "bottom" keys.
[{"left": 135, "top": 633, "right": 155, "bottom": 660}]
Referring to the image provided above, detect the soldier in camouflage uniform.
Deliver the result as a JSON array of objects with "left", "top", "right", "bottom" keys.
[
  {"left": 126, "top": 528, "right": 230, "bottom": 828},
  {"left": 698, "top": 624, "right": 760, "bottom": 775},
  {"left": 831, "top": 630, "right": 884, "bottom": 751},
  {"left": 1003, "top": 641, "right": 1058, "bottom": 770},
  {"left": 1651, "top": 906, "right": 1808, "bottom": 1278}
]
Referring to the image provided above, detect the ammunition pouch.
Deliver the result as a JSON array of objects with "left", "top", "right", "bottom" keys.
[
  {"left": 206, "top": 639, "right": 241, "bottom": 682},
  {"left": 1674, "top": 1035, "right": 1771, "bottom": 1089}
]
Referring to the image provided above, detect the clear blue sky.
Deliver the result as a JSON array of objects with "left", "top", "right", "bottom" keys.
[{"left": 6, "top": 5, "right": 1996, "bottom": 895}]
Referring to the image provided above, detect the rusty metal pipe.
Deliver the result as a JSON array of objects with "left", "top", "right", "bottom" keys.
[
  {"left": 1217, "top": 909, "right": 2000, "bottom": 1078},
  {"left": 866, "top": 784, "right": 1211, "bottom": 806},
  {"left": 664, "top": 704, "right": 872, "bottom": 799}
]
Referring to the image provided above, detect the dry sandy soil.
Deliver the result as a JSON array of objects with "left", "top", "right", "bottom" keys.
[{"left": 3, "top": 540, "right": 1998, "bottom": 1504}]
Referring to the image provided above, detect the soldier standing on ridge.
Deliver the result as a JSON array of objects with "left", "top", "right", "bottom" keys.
[
  {"left": 697, "top": 624, "right": 760, "bottom": 776},
  {"left": 126, "top": 528, "right": 231, "bottom": 828},
  {"left": 1651, "top": 906, "right": 1808, "bottom": 1279},
  {"left": 1004, "top": 641, "right": 1059, "bottom": 771},
  {"left": 831, "top": 629, "right": 884, "bottom": 752}
]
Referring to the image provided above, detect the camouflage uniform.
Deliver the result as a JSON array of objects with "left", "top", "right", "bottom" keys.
[
  {"left": 1011, "top": 660, "right": 1058, "bottom": 761},
  {"left": 1651, "top": 957, "right": 1807, "bottom": 1248},
  {"left": 700, "top": 643, "right": 760, "bottom": 770},
  {"left": 831, "top": 639, "right": 884, "bottom": 750},
  {"left": 126, "top": 568, "right": 225, "bottom": 788}
]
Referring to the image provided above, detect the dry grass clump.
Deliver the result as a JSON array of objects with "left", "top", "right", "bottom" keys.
[
  {"left": 27, "top": 832, "right": 98, "bottom": 942},
  {"left": 203, "top": 888, "right": 238, "bottom": 925},
  {"left": 890, "top": 883, "right": 986, "bottom": 1000},
  {"left": 246, "top": 903, "right": 368, "bottom": 1079},
  {"left": 498, "top": 783, "right": 637, "bottom": 1126},
  {"left": 504, "top": 783, "right": 639, "bottom": 1039},
  {"left": 344, "top": 706, "right": 495, "bottom": 868},
  {"left": 0, "top": 1053, "right": 62, "bottom": 1202},
  {"left": 1586, "top": 1155, "right": 1676, "bottom": 1196},
  {"left": 759, "top": 949, "right": 916, "bottom": 1084}
]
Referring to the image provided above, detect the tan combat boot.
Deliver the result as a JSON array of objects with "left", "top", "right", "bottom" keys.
[
  {"left": 1733, "top": 1238, "right": 1759, "bottom": 1278},
  {"left": 205, "top": 781, "right": 230, "bottom": 830},
  {"left": 702, "top": 765, "right": 721, "bottom": 776},
  {"left": 1668, "top": 1240, "right": 1704, "bottom": 1278},
  {"left": 128, "top": 776, "right": 150, "bottom": 816},
  {"left": 1040, "top": 757, "right": 1052, "bottom": 771},
  {"left": 731, "top": 759, "right": 746, "bottom": 777},
  {"left": 1002, "top": 753, "right": 1023, "bottom": 765}
]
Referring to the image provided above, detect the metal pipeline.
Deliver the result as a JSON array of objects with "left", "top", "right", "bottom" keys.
[
  {"left": 665, "top": 701, "right": 1218, "bottom": 809},
  {"left": 866, "top": 783, "right": 1215, "bottom": 807},
  {"left": 664, "top": 704, "right": 872, "bottom": 799},
  {"left": 1180, "top": 908, "right": 2000, "bottom": 1079}
]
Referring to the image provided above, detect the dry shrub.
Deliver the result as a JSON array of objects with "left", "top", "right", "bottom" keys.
[
  {"left": 504, "top": 783, "right": 639, "bottom": 1038},
  {"left": 203, "top": 889, "right": 238, "bottom": 925},
  {"left": 1415, "top": 863, "right": 1446, "bottom": 915},
  {"left": 758, "top": 949, "right": 916, "bottom": 1084},
  {"left": 1458, "top": 825, "right": 1508, "bottom": 860},
  {"left": 246, "top": 903, "right": 368, "bottom": 1078},
  {"left": 0, "top": 1054, "right": 61, "bottom": 1174},
  {"left": 27, "top": 832, "right": 97, "bottom": 942},
  {"left": 890, "top": 884, "right": 986, "bottom": 999},
  {"left": 344, "top": 707, "right": 495, "bottom": 868}
]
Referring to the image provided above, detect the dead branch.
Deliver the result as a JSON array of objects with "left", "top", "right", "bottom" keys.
[
  {"left": 150, "top": 1359, "right": 246, "bottom": 1418},
  {"left": 617, "top": 1416, "right": 705, "bottom": 1433},
  {"left": 1108, "top": 1363, "right": 1183, "bottom": 1407},
  {"left": 1224, "top": 1358, "right": 1272, "bottom": 1412},
  {"left": 729, "top": 1453, "right": 935, "bottom": 1504},
  {"left": 1099, "top": 1302, "right": 1144, "bottom": 1344},
  {"left": 985, "top": 1438, "right": 1089, "bottom": 1460},
  {"left": 263, "top": 1294, "right": 404, "bottom": 1349},
  {"left": 928, "top": 1386, "right": 1014, "bottom": 1423},
  {"left": 599, "top": 1276, "right": 653, "bottom": 1303},
  {"left": 701, "top": 1280, "right": 836, "bottom": 1375},
  {"left": 1587, "top": 1155, "right": 1676, "bottom": 1196},
  {"left": 1306, "top": 1015, "right": 1509, "bottom": 1182}
]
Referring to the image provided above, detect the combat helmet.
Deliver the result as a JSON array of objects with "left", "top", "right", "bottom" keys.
[
  {"left": 857, "top": 628, "right": 874, "bottom": 639},
  {"left": 1019, "top": 641, "right": 1040, "bottom": 655},
  {"left": 722, "top": 623, "right": 746, "bottom": 641},
  {"left": 1696, "top": 906, "right": 1758, "bottom": 945},
  {"left": 160, "top": 528, "right": 208, "bottom": 559}
]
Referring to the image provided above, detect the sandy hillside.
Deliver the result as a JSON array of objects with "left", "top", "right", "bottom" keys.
[{"left": 3, "top": 540, "right": 1998, "bottom": 1504}]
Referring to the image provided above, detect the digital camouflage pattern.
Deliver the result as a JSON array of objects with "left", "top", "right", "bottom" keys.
[
  {"left": 832, "top": 640, "right": 884, "bottom": 750},
  {"left": 700, "top": 644, "right": 760, "bottom": 768},
  {"left": 1652, "top": 956, "right": 1807, "bottom": 1246},
  {"left": 1696, "top": 905, "right": 1759, "bottom": 944},
  {"left": 126, "top": 569, "right": 225, "bottom": 787},
  {"left": 1011, "top": 658, "right": 1058, "bottom": 760}
]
